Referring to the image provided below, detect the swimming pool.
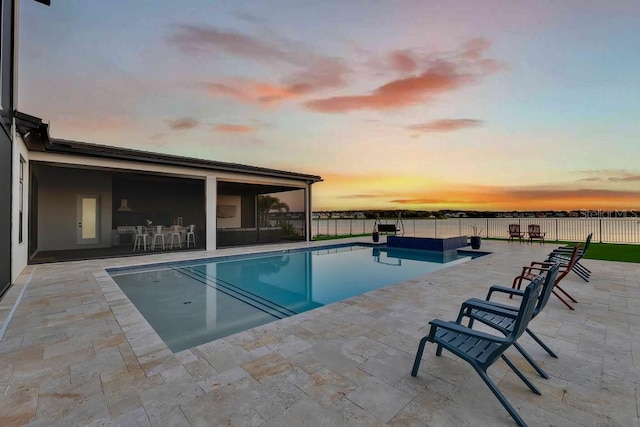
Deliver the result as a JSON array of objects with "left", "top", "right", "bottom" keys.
[{"left": 108, "top": 244, "right": 474, "bottom": 352}]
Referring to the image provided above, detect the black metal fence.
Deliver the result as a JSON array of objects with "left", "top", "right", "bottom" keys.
[{"left": 312, "top": 217, "right": 640, "bottom": 244}]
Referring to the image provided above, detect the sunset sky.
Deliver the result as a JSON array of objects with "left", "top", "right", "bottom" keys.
[{"left": 18, "top": 1, "right": 640, "bottom": 211}]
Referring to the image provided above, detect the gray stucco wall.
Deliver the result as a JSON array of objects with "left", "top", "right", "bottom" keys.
[{"left": 35, "top": 166, "right": 112, "bottom": 251}]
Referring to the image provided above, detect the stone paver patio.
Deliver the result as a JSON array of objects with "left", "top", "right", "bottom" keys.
[{"left": 1, "top": 240, "right": 639, "bottom": 426}]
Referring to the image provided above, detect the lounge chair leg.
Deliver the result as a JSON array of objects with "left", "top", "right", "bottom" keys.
[
  {"left": 476, "top": 368, "right": 529, "bottom": 427},
  {"left": 554, "top": 285, "right": 577, "bottom": 303},
  {"left": 500, "top": 355, "right": 541, "bottom": 395},
  {"left": 552, "top": 290, "right": 575, "bottom": 310},
  {"left": 411, "top": 337, "right": 429, "bottom": 377},
  {"left": 513, "top": 342, "right": 549, "bottom": 379},
  {"left": 526, "top": 328, "right": 558, "bottom": 358}
]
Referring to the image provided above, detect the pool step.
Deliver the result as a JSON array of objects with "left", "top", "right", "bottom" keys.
[{"left": 171, "top": 267, "right": 298, "bottom": 320}]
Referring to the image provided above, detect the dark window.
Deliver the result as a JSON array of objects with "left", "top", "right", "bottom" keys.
[{"left": 19, "top": 155, "right": 24, "bottom": 243}]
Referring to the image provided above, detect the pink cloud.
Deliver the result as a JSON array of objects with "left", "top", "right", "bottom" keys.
[
  {"left": 460, "top": 37, "right": 491, "bottom": 60},
  {"left": 169, "top": 24, "right": 291, "bottom": 62},
  {"left": 305, "top": 63, "right": 472, "bottom": 112},
  {"left": 390, "top": 50, "right": 418, "bottom": 73},
  {"left": 166, "top": 118, "right": 199, "bottom": 130},
  {"left": 172, "top": 24, "right": 348, "bottom": 104},
  {"left": 305, "top": 38, "right": 503, "bottom": 113},
  {"left": 213, "top": 124, "right": 255, "bottom": 133},
  {"left": 408, "top": 119, "right": 483, "bottom": 133}
]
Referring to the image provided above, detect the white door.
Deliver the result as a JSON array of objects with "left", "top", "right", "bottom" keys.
[{"left": 77, "top": 195, "right": 100, "bottom": 244}]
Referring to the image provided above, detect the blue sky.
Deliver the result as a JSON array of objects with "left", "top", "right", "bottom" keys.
[{"left": 18, "top": 0, "right": 640, "bottom": 210}]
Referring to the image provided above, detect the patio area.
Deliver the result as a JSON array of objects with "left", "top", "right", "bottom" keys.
[{"left": 1, "top": 240, "right": 639, "bottom": 426}]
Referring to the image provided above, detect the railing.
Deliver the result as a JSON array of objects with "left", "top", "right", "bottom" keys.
[{"left": 312, "top": 217, "right": 640, "bottom": 244}]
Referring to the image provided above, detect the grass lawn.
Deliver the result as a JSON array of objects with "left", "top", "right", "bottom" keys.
[{"left": 573, "top": 243, "right": 640, "bottom": 263}]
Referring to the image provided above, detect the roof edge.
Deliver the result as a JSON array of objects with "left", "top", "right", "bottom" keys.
[{"left": 41, "top": 138, "right": 322, "bottom": 183}]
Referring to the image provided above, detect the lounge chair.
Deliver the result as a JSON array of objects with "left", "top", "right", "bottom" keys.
[
  {"left": 508, "top": 223, "right": 525, "bottom": 243},
  {"left": 411, "top": 277, "right": 544, "bottom": 427},
  {"left": 527, "top": 224, "right": 545, "bottom": 244},
  {"left": 546, "top": 233, "right": 592, "bottom": 282},
  {"left": 513, "top": 245, "right": 580, "bottom": 310},
  {"left": 455, "top": 264, "right": 560, "bottom": 379}
]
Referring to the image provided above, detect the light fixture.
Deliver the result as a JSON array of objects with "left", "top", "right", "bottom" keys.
[{"left": 117, "top": 199, "right": 133, "bottom": 212}]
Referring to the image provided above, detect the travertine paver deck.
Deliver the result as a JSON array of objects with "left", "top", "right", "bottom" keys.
[{"left": 1, "top": 240, "right": 639, "bottom": 426}]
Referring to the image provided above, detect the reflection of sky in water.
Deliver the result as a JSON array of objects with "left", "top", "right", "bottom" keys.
[{"left": 110, "top": 245, "right": 469, "bottom": 351}]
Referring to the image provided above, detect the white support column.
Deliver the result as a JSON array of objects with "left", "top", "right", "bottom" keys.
[
  {"left": 205, "top": 176, "right": 217, "bottom": 250},
  {"left": 305, "top": 183, "right": 312, "bottom": 242}
]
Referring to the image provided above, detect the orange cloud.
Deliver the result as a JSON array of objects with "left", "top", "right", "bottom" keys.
[
  {"left": 200, "top": 59, "right": 348, "bottom": 105},
  {"left": 201, "top": 80, "right": 298, "bottom": 104},
  {"left": 390, "top": 50, "right": 418, "bottom": 73},
  {"left": 306, "top": 67, "right": 470, "bottom": 112},
  {"left": 408, "top": 119, "right": 483, "bottom": 133},
  {"left": 213, "top": 124, "right": 255, "bottom": 133},
  {"left": 166, "top": 118, "right": 199, "bottom": 130},
  {"left": 305, "top": 39, "right": 503, "bottom": 113}
]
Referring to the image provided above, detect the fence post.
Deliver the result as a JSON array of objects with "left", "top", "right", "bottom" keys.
[
  {"left": 434, "top": 218, "right": 438, "bottom": 238},
  {"left": 486, "top": 218, "right": 489, "bottom": 238},
  {"left": 599, "top": 218, "right": 603, "bottom": 243},
  {"left": 555, "top": 219, "right": 558, "bottom": 242},
  {"left": 349, "top": 219, "right": 352, "bottom": 236}
]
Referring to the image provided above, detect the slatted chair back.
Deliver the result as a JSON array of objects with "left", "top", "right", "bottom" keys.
[
  {"left": 504, "top": 276, "right": 544, "bottom": 345},
  {"left": 483, "top": 275, "right": 544, "bottom": 367},
  {"left": 508, "top": 224, "right": 524, "bottom": 242},
  {"left": 534, "top": 263, "right": 560, "bottom": 316},
  {"left": 582, "top": 233, "right": 593, "bottom": 254},
  {"left": 557, "top": 244, "right": 580, "bottom": 280}
]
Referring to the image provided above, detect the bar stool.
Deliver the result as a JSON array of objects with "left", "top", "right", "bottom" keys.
[
  {"left": 151, "top": 225, "right": 166, "bottom": 250},
  {"left": 133, "top": 226, "right": 149, "bottom": 251},
  {"left": 186, "top": 224, "right": 196, "bottom": 248},
  {"left": 169, "top": 225, "right": 182, "bottom": 249}
]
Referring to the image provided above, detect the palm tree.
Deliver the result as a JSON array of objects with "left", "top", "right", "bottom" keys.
[{"left": 258, "top": 195, "right": 289, "bottom": 227}]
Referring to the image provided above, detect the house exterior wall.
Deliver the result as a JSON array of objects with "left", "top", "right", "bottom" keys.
[
  {"left": 33, "top": 166, "right": 112, "bottom": 251},
  {"left": 216, "top": 195, "right": 241, "bottom": 229},
  {"left": 20, "top": 152, "right": 310, "bottom": 257},
  {"left": 10, "top": 133, "right": 29, "bottom": 283}
]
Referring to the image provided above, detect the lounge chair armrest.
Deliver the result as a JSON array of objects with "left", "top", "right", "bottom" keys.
[
  {"left": 521, "top": 266, "right": 548, "bottom": 275},
  {"left": 530, "top": 261, "right": 553, "bottom": 268},
  {"left": 487, "top": 285, "right": 524, "bottom": 300},
  {"left": 548, "top": 251, "right": 571, "bottom": 259},
  {"left": 456, "top": 298, "right": 518, "bottom": 322},
  {"left": 459, "top": 299, "right": 518, "bottom": 318},
  {"left": 428, "top": 319, "right": 507, "bottom": 344}
]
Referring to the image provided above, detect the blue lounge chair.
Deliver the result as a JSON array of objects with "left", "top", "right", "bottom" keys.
[
  {"left": 455, "top": 264, "right": 560, "bottom": 380},
  {"left": 546, "top": 233, "right": 592, "bottom": 282},
  {"left": 411, "top": 277, "right": 544, "bottom": 427}
]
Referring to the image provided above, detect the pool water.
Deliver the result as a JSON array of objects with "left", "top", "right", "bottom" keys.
[{"left": 109, "top": 245, "right": 472, "bottom": 352}]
